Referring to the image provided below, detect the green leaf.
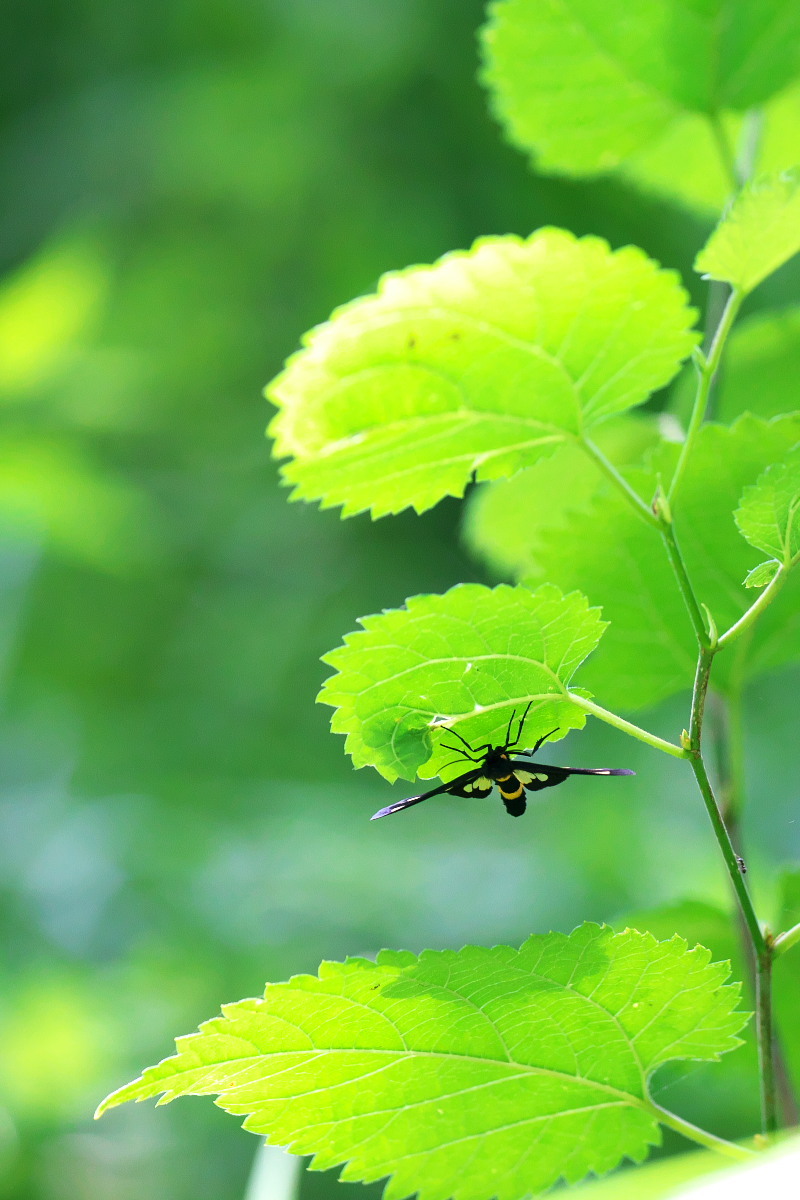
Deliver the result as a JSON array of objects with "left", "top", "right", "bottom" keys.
[
  {"left": 318, "top": 582, "right": 605, "bottom": 782},
  {"left": 97, "top": 924, "right": 748, "bottom": 1200},
  {"left": 735, "top": 445, "right": 800, "bottom": 566},
  {"left": 695, "top": 168, "right": 800, "bottom": 294},
  {"left": 267, "top": 229, "right": 697, "bottom": 517},
  {"left": 743, "top": 560, "right": 781, "bottom": 588},
  {"left": 616, "top": 902, "right": 758, "bottom": 1135},
  {"left": 465, "top": 415, "right": 800, "bottom": 710},
  {"left": 671, "top": 305, "right": 800, "bottom": 425},
  {"left": 480, "top": 1, "right": 800, "bottom": 179},
  {"left": 463, "top": 414, "right": 662, "bottom": 581}
]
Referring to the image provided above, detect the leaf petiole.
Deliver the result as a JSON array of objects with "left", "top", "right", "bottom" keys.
[
  {"left": 773, "top": 922, "right": 800, "bottom": 958},
  {"left": 650, "top": 1100, "right": 755, "bottom": 1161},
  {"left": 717, "top": 564, "right": 789, "bottom": 650},
  {"left": 668, "top": 288, "right": 743, "bottom": 506},
  {"left": 578, "top": 436, "right": 660, "bottom": 529},
  {"left": 567, "top": 693, "right": 688, "bottom": 759}
]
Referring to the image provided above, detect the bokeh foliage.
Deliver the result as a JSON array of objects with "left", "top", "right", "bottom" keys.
[{"left": 1, "top": 3, "right": 800, "bottom": 1200}]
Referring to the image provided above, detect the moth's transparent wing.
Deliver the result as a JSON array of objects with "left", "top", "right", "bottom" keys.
[{"left": 370, "top": 768, "right": 485, "bottom": 820}]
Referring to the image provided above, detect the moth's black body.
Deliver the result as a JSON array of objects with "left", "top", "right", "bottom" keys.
[{"left": 371, "top": 704, "right": 634, "bottom": 820}]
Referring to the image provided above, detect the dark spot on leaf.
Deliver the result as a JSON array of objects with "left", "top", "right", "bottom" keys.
[
  {"left": 450, "top": 331, "right": 462, "bottom": 341},
  {"left": 406, "top": 334, "right": 416, "bottom": 350}
]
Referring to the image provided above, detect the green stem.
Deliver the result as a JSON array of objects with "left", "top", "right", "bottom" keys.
[
  {"left": 649, "top": 1101, "right": 755, "bottom": 1161},
  {"left": 687, "top": 732, "right": 764, "bottom": 956},
  {"left": 660, "top": 522, "right": 711, "bottom": 648},
  {"left": 774, "top": 922, "right": 800, "bottom": 958},
  {"left": 579, "top": 437, "right": 661, "bottom": 529},
  {"left": 718, "top": 565, "right": 788, "bottom": 649},
  {"left": 567, "top": 693, "right": 688, "bottom": 759},
  {"left": 756, "top": 943, "right": 779, "bottom": 1134},
  {"left": 668, "top": 288, "right": 743, "bottom": 507}
]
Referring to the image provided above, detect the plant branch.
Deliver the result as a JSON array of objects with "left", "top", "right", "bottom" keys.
[
  {"left": 649, "top": 1101, "right": 755, "bottom": 1161},
  {"left": 668, "top": 288, "right": 743, "bottom": 506},
  {"left": 567, "top": 693, "right": 688, "bottom": 759},
  {"left": 685, "top": 644, "right": 779, "bottom": 1133},
  {"left": 718, "top": 565, "right": 788, "bottom": 649},
  {"left": 755, "top": 938, "right": 779, "bottom": 1135},
  {"left": 774, "top": 922, "right": 800, "bottom": 958},
  {"left": 687, "top": 659, "right": 765, "bottom": 956},
  {"left": 660, "top": 522, "right": 711, "bottom": 648}
]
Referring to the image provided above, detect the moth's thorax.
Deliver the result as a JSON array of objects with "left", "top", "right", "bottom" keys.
[{"left": 482, "top": 746, "right": 513, "bottom": 778}]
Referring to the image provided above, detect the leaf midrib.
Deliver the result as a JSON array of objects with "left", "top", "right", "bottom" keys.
[{"left": 130, "top": 1043, "right": 651, "bottom": 1112}]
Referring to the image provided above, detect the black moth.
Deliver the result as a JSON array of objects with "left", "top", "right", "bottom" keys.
[{"left": 371, "top": 702, "right": 634, "bottom": 820}]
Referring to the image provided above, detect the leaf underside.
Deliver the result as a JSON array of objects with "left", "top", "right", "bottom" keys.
[
  {"left": 481, "top": 0, "right": 800, "bottom": 179},
  {"left": 267, "top": 229, "right": 696, "bottom": 518},
  {"left": 318, "top": 582, "right": 606, "bottom": 782},
  {"left": 98, "top": 924, "right": 747, "bottom": 1200}
]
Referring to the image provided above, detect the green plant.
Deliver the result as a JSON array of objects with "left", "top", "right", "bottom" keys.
[{"left": 97, "top": 3, "right": 800, "bottom": 1196}]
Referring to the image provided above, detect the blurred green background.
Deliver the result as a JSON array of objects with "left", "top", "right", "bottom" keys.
[{"left": 1, "top": 2, "right": 799, "bottom": 1198}]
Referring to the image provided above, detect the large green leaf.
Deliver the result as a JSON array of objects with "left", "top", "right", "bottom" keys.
[
  {"left": 267, "top": 230, "right": 697, "bottom": 517},
  {"left": 480, "top": 1, "right": 800, "bottom": 179},
  {"left": 695, "top": 168, "right": 800, "bottom": 294},
  {"left": 465, "top": 415, "right": 800, "bottom": 710},
  {"left": 318, "top": 582, "right": 605, "bottom": 782},
  {"left": 98, "top": 925, "right": 748, "bottom": 1200},
  {"left": 735, "top": 445, "right": 800, "bottom": 566}
]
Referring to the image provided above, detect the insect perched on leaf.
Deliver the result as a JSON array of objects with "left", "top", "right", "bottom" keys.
[{"left": 371, "top": 703, "right": 635, "bottom": 820}]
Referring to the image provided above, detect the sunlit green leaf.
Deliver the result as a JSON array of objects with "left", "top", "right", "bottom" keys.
[
  {"left": 616, "top": 901, "right": 758, "bottom": 1137},
  {"left": 463, "top": 414, "right": 662, "bottom": 581},
  {"left": 735, "top": 445, "right": 800, "bottom": 566},
  {"left": 98, "top": 924, "right": 747, "bottom": 1200},
  {"left": 318, "top": 582, "right": 604, "bottom": 782},
  {"left": 465, "top": 415, "right": 800, "bottom": 710},
  {"left": 695, "top": 168, "right": 800, "bottom": 294},
  {"left": 743, "top": 560, "right": 781, "bottom": 588},
  {"left": 481, "top": 1, "right": 800, "bottom": 179},
  {"left": 267, "top": 229, "right": 697, "bottom": 517}
]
